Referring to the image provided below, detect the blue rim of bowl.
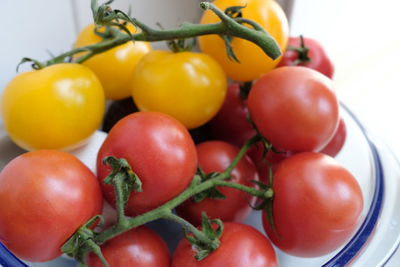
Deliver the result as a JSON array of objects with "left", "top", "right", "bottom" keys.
[
  {"left": 322, "top": 104, "right": 384, "bottom": 266},
  {"left": 0, "top": 105, "right": 386, "bottom": 267},
  {"left": 0, "top": 242, "right": 27, "bottom": 267}
]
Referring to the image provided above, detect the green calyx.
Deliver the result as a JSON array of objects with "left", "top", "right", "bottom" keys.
[
  {"left": 103, "top": 156, "right": 142, "bottom": 209},
  {"left": 288, "top": 35, "right": 312, "bottom": 65},
  {"left": 184, "top": 213, "right": 224, "bottom": 261},
  {"left": 61, "top": 215, "right": 107, "bottom": 266},
  {"left": 250, "top": 169, "right": 276, "bottom": 234},
  {"left": 167, "top": 38, "right": 197, "bottom": 53},
  {"left": 192, "top": 169, "right": 228, "bottom": 203},
  {"left": 224, "top": 5, "right": 246, "bottom": 18}
]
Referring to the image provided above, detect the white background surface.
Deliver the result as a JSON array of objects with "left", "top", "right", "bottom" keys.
[
  {"left": 1, "top": 0, "right": 400, "bottom": 266},
  {"left": 289, "top": 0, "right": 400, "bottom": 161}
]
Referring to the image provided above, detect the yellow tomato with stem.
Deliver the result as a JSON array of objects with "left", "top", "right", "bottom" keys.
[
  {"left": 74, "top": 23, "right": 152, "bottom": 100},
  {"left": 199, "top": 0, "right": 289, "bottom": 82},
  {"left": 131, "top": 50, "right": 227, "bottom": 129},
  {"left": 0, "top": 63, "right": 105, "bottom": 151}
]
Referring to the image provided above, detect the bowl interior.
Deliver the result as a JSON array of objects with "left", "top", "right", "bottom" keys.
[{"left": 0, "top": 105, "right": 396, "bottom": 267}]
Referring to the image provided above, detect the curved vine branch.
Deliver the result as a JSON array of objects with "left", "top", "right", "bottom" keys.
[{"left": 24, "top": 0, "right": 281, "bottom": 69}]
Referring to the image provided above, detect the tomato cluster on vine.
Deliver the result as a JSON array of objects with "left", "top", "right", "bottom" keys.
[{"left": 0, "top": 0, "right": 363, "bottom": 266}]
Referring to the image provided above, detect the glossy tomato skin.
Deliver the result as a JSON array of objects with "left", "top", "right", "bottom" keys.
[
  {"left": 97, "top": 111, "right": 198, "bottom": 216},
  {"left": 86, "top": 226, "right": 170, "bottom": 267},
  {"left": 0, "top": 63, "right": 105, "bottom": 151},
  {"left": 208, "top": 83, "right": 256, "bottom": 147},
  {"left": 263, "top": 152, "right": 363, "bottom": 257},
  {"left": 200, "top": 0, "right": 289, "bottom": 82},
  {"left": 131, "top": 50, "right": 227, "bottom": 129},
  {"left": 278, "top": 36, "right": 334, "bottom": 78},
  {"left": 0, "top": 150, "right": 103, "bottom": 262},
  {"left": 176, "top": 141, "right": 259, "bottom": 225},
  {"left": 320, "top": 116, "right": 347, "bottom": 157},
  {"left": 172, "top": 222, "right": 278, "bottom": 267},
  {"left": 74, "top": 23, "right": 152, "bottom": 100},
  {"left": 248, "top": 66, "right": 339, "bottom": 152},
  {"left": 207, "top": 83, "right": 288, "bottom": 180}
]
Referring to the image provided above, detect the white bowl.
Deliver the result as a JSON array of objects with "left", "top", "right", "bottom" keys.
[{"left": 0, "top": 105, "right": 400, "bottom": 267}]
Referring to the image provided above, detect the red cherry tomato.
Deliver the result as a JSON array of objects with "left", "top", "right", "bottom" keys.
[
  {"left": 278, "top": 36, "right": 334, "bottom": 78},
  {"left": 208, "top": 83, "right": 256, "bottom": 147},
  {"left": 248, "top": 66, "right": 339, "bottom": 152},
  {"left": 85, "top": 226, "right": 170, "bottom": 267},
  {"left": 207, "top": 84, "right": 288, "bottom": 181},
  {"left": 172, "top": 222, "right": 278, "bottom": 267},
  {"left": 263, "top": 152, "right": 363, "bottom": 257},
  {"left": 320, "top": 117, "right": 347, "bottom": 157},
  {"left": 97, "top": 111, "right": 198, "bottom": 216},
  {"left": 176, "top": 141, "right": 258, "bottom": 225},
  {"left": 0, "top": 150, "right": 103, "bottom": 262}
]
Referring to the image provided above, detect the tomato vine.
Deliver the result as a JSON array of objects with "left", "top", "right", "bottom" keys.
[
  {"left": 64, "top": 134, "right": 273, "bottom": 266},
  {"left": 20, "top": 0, "right": 281, "bottom": 70}
]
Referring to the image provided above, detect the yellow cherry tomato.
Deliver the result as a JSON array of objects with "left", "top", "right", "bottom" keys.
[
  {"left": 74, "top": 23, "right": 152, "bottom": 100},
  {"left": 0, "top": 63, "right": 105, "bottom": 151},
  {"left": 131, "top": 50, "right": 227, "bottom": 129},
  {"left": 199, "top": 0, "right": 289, "bottom": 82}
]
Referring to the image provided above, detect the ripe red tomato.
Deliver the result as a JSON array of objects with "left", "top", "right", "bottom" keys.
[
  {"left": 262, "top": 152, "right": 363, "bottom": 257},
  {"left": 85, "top": 226, "right": 170, "bottom": 267},
  {"left": 176, "top": 141, "right": 259, "bottom": 225},
  {"left": 0, "top": 150, "right": 103, "bottom": 262},
  {"left": 207, "top": 83, "right": 288, "bottom": 181},
  {"left": 172, "top": 222, "right": 278, "bottom": 267},
  {"left": 208, "top": 83, "right": 256, "bottom": 147},
  {"left": 278, "top": 36, "right": 334, "bottom": 78},
  {"left": 97, "top": 111, "right": 198, "bottom": 216},
  {"left": 248, "top": 66, "right": 339, "bottom": 152},
  {"left": 320, "top": 116, "right": 347, "bottom": 157}
]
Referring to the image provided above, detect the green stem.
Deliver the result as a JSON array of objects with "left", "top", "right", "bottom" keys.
[
  {"left": 222, "top": 135, "right": 261, "bottom": 176},
  {"left": 66, "top": 133, "right": 266, "bottom": 264},
  {"left": 214, "top": 180, "right": 273, "bottom": 199},
  {"left": 71, "top": 156, "right": 274, "bottom": 265},
  {"left": 112, "top": 173, "right": 129, "bottom": 226},
  {"left": 46, "top": 23, "right": 224, "bottom": 66},
  {"left": 93, "top": 164, "right": 270, "bottom": 246},
  {"left": 40, "top": 0, "right": 280, "bottom": 67},
  {"left": 94, "top": 175, "right": 203, "bottom": 244},
  {"left": 235, "top": 18, "right": 265, "bottom": 31},
  {"left": 162, "top": 212, "right": 212, "bottom": 244},
  {"left": 288, "top": 35, "right": 311, "bottom": 65},
  {"left": 86, "top": 239, "right": 109, "bottom": 267},
  {"left": 201, "top": 2, "right": 281, "bottom": 59},
  {"left": 92, "top": 135, "right": 262, "bottom": 245}
]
